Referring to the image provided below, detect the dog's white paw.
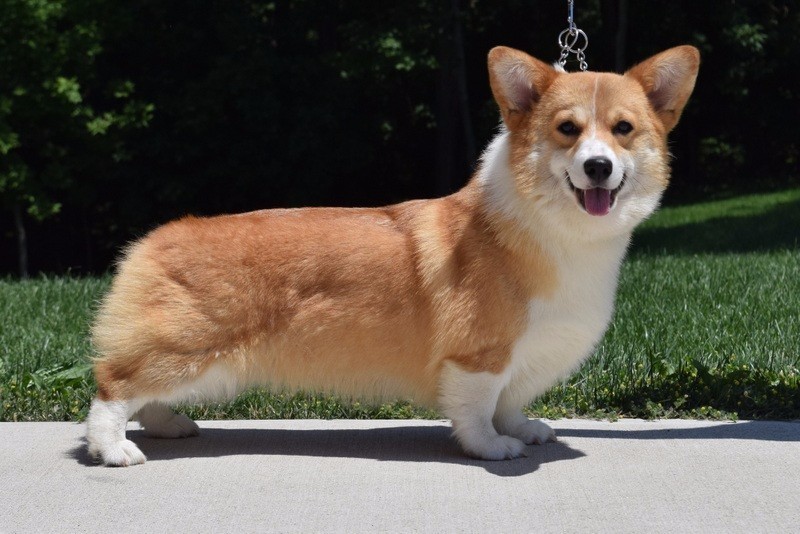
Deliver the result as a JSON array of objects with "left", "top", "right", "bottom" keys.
[
  {"left": 89, "top": 439, "right": 147, "bottom": 467},
  {"left": 511, "top": 419, "right": 557, "bottom": 445},
  {"left": 141, "top": 413, "right": 200, "bottom": 439},
  {"left": 463, "top": 434, "right": 527, "bottom": 461}
]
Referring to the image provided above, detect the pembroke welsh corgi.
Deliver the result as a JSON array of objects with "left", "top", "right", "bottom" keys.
[{"left": 86, "top": 45, "right": 699, "bottom": 466}]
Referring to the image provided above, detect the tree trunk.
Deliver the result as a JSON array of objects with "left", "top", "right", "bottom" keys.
[
  {"left": 435, "top": 0, "right": 476, "bottom": 196},
  {"left": 434, "top": 6, "right": 457, "bottom": 195},
  {"left": 83, "top": 213, "right": 94, "bottom": 274},
  {"left": 615, "top": 0, "right": 629, "bottom": 72},
  {"left": 12, "top": 202, "right": 29, "bottom": 279},
  {"left": 451, "top": 0, "right": 476, "bottom": 172}
]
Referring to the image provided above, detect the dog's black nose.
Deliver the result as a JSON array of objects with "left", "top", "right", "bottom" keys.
[{"left": 584, "top": 157, "right": 613, "bottom": 182}]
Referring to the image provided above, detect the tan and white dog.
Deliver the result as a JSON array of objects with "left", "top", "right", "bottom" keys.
[{"left": 87, "top": 45, "right": 699, "bottom": 466}]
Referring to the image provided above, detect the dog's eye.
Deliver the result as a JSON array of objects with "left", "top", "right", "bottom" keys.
[
  {"left": 613, "top": 121, "right": 633, "bottom": 135},
  {"left": 557, "top": 121, "right": 580, "bottom": 136}
]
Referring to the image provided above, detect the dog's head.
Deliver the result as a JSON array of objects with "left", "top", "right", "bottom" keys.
[{"left": 483, "top": 45, "right": 699, "bottom": 240}]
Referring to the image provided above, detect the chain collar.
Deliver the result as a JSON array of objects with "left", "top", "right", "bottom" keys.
[{"left": 557, "top": 0, "right": 589, "bottom": 71}]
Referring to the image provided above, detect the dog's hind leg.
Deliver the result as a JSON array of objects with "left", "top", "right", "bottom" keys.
[
  {"left": 86, "top": 396, "right": 147, "bottom": 466},
  {"left": 86, "top": 353, "right": 240, "bottom": 466},
  {"left": 135, "top": 402, "right": 199, "bottom": 439},
  {"left": 86, "top": 354, "right": 207, "bottom": 466}
]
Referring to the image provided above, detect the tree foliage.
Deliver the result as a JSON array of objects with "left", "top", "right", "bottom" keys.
[
  {"left": 0, "top": 0, "right": 798, "bottom": 275},
  {"left": 0, "top": 0, "right": 152, "bottom": 214},
  {"left": 0, "top": 0, "right": 152, "bottom": 274}
]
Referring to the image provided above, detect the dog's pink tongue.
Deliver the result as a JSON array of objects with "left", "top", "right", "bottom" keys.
[{"left": 584, "top": 188, "right": 611, "bottom": 216}]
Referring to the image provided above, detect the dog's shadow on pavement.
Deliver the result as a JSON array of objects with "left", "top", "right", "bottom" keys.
[{"left": 68, "top": 423, "right": 585, "bottom": 477}]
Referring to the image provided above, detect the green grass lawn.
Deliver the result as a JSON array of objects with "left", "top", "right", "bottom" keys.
[{"left": 1, "top": 189, "right": 799, "bottom": 421}]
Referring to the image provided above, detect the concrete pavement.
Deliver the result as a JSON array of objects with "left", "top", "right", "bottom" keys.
[{"left": 1, "top": 418, "right": 798, "bottom": 533}]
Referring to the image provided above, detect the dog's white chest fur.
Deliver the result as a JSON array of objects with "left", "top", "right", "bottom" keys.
[
  {"left": 477, "top": 130, "right": 629, "bottom": 399},
  {"left": 505, "top": 238, "right": 628, "bottom": 401}
]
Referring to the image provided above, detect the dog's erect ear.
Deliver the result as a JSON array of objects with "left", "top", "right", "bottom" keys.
[
  {"left": 488, "top": 46, "right": 558, "bottom": 130},
  {"left": 625, "top": 45, "right": 700, "bottom": 132}
]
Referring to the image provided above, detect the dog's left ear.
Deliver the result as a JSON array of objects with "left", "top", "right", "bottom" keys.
[{"left": 625, "top": 45, "right": 700, "bottom": 132}]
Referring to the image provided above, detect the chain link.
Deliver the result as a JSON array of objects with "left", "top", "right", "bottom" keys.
[{"left": 557, "top": 0, "right": 589, "bottom": 71}]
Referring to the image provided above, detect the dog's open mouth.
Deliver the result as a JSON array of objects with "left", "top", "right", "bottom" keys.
[{"left": 566, "top": 173, "right": 626, "bottom": 217}]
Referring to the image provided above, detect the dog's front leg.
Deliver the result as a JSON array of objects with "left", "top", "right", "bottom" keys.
[
  {"left": 438, "top": 361, "right": 526, "bottom": 460},
  {"left": 493, "top": 387, "right": 556, "bottom": 445}
]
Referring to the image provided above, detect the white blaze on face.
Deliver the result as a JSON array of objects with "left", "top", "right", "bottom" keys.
[{"left": 568, "top": 78, "right": 624, "bottom": 191}]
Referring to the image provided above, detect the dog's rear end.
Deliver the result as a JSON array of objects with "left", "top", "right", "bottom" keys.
[{"left": 93, "top": 208, "right": 434, "bottom": 404}]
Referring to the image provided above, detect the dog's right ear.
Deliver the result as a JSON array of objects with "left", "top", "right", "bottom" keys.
[{"left": 488, "top": 46, "right": 558, "bottom": 130}]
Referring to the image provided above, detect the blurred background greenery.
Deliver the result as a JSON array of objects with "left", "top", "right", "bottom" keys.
[{"left": 2, "top": 0, "right": 798, "bottom": 276}]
